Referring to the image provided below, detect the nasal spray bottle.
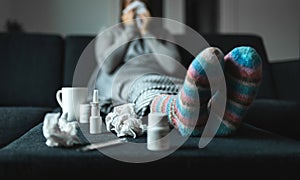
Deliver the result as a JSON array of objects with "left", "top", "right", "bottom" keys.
[{"left": 89, "top": 89, "right": 102, "bottom": 134}]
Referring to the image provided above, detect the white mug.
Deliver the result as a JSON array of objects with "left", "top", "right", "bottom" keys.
[{"left": 56, "top": 87, "right": 88, "bottom": 121}]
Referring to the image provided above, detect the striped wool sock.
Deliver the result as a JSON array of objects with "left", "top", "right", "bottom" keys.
[
  {"left": 216, "top": 46, "right": 263, "bottom": 136},
  {"left": 150, "top": 47, "right": 224, "bottom": 136}
]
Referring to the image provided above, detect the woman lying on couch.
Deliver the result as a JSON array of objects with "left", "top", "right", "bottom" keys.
[{"left": 94, "top": 0, "right": 263, "bottom": 137}]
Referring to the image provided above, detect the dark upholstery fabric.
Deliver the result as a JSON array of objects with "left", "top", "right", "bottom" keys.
[
  {"left": 0, "top": 107, "right": 52, "bottom": 148},
  {"left": 0, "top": 33, "right": 64, "bottom": 107},
  {"left": 0, "top": 123, "right": 300, "bottom": 178},
  {"left": 63, "top": 36, "right": 97, "bottom": 87},
  {"left": 271, "top": 59, "right": 300, "bottom": 102},
  {"left": 244, "top": 99, "right": 300, "bottom": 141}
]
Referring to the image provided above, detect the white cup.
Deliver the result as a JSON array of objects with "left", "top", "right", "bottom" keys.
[{"left": 56, "top": 87, "right": 88, "bottom": 121}]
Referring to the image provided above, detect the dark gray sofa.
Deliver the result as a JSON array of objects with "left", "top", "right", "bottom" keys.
[{"left": 0, "top": 32, "right": 300, "bottom": 178}]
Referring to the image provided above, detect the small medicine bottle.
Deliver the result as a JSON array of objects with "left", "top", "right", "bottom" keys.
[{"left": 147, "top": 112, "right": 170, "bottom": 151}]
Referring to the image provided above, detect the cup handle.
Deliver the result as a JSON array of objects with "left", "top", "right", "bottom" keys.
[{"left": 56, "top": 90, "right": 63, "bottom": 108}]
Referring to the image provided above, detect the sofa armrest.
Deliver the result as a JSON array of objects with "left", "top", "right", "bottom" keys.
[
  {"left": 271, "top": 59, "right": 300, "bottom": 102},
  {"left": 0, "top": 107, "right": 53, "bottom": 148}
]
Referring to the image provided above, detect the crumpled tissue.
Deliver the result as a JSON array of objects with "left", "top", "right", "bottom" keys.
[
  {"left": 42, "top": 112, "right": 81, "bottom": 147},
  {"left": 105, "top": 103, "right": 147, "bottom": 138}
]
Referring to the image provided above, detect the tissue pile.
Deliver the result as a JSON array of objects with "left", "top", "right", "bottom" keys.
[
  {"left": 42, "top": 112, "right": 81, "bottom": 147},
  {"left": 105, "top": 103, "right": 147, "bottom": 138}
]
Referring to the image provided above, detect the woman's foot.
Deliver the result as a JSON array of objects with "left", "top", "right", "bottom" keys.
[
  {"left": 216, "top": 46, "right": 262, "bottom": 136},
  {"left": 150, "top": 47, "right": 224, "bottom": 136}
]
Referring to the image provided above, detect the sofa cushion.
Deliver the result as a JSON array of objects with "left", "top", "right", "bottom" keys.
[
  {"left": 244, "top": 99, "right": 300, "bottom": 140},
  {"left": 0, "top": 33, "right": 64, "bottom": 107},
  {"left": 0, "top": 107, "right": 53, "bottom": 148},
  {"left": 271, "top": 59, "right": 300, "bottom": 102},
  {"left": 0, "top": 122, "right": 300, "bottom": 178}
]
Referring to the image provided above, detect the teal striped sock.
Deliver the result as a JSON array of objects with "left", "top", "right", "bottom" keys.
[{"left": 216, "top": 46, "right": 263, "bottom": 136}]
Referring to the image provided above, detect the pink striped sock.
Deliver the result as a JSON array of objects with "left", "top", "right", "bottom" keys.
[{"left": 150, "top": 47, "right": 224, "bottom": 136}]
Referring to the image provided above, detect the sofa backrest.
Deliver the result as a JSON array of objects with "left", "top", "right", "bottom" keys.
[
  {"left": 64, "top": 33, "right": 276, "bottom": 100},
  {"left": 0, "top": 32, "right": 277, "bottom": 108},
  {"left": 63, "top": 35, "right": 96, "bottom": 87},
  {"left": 271, "top": 59, "right": 300, "bottom": 101},
  {"left": 0, "top": 33, "right": 64, "bottom": 108},
  {"left": 196, "top": 33, "right": 276, "bottom": 99}
]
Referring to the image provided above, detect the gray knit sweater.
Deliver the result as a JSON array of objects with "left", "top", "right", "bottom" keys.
[{"left": 94, "top": 24, "right": 185, "bottom": 115}]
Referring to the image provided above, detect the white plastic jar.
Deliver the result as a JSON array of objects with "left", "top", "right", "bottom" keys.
[{"left": 147, "top": 112, "right": 170, "bottom": 151}]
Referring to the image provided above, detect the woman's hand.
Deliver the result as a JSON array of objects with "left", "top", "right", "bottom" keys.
[
  {"left": 121, "top": 8, "right": 151, "bottom": 34},
  {"left": 121, "top": 10, "right": 135, "bottom": 26},
  {"left": 138, "top": 9, "right": 151, "bottom": 35}
]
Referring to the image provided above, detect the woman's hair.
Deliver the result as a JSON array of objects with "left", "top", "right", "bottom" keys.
[{"left": 119, "top": 0, "right": 150, "bottom": 22}]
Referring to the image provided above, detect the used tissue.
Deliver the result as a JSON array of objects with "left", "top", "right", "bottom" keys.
[
  {"left": 105, "top": 103, "right": 147, "bottom": 138},
  {"left": 42, "top": 112, "right": 81, "bottom": 147}
]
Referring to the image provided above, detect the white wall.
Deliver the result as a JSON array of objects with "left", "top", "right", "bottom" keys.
[
  {"left": 2, "top": 0, "right": 187, "bottom": 36},
  {"left": 220, "top": 0, "right": 300, "bottom": 62},
  {"left": 0, "top": 0, "right": 11, "bottom": 31},
  {"left": 2, "top": 0, "right": 299, "bottom": 62},
  {"left": 2, "top": 0, "right": 119, "bottom": 36},
  {"left": 163, "top": 0, "right": 185, "bottom": 35}
]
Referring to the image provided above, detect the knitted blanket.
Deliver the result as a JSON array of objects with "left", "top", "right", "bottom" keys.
[
  {"left": 127, "top": 74, "right": 184, "bottom": 118},
  {"left": 99, "top": 74, "right": 183, "bottom": 118}
]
